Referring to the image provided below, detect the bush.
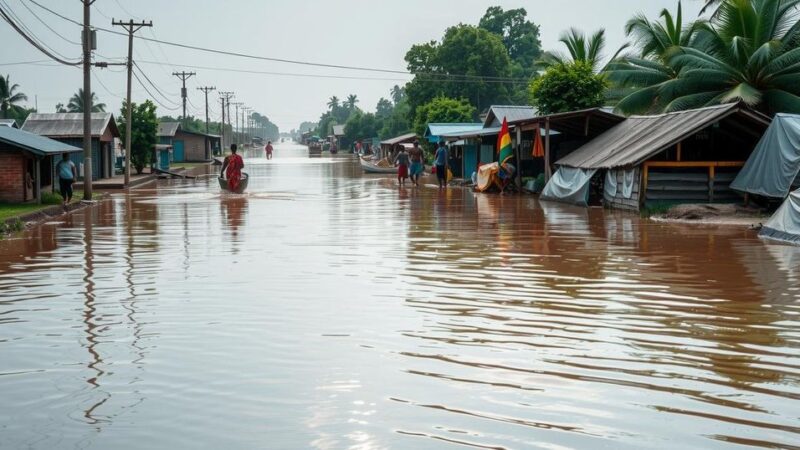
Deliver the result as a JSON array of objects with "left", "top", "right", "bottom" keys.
[
  {"left": 529, "top": 61, "right": 606, "bottom": 114},
  {"left": 41, "top": 192, "right": 63, "bottom": 205}
]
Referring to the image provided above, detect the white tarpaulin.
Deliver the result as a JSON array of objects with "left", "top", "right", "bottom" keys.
[
  {"left": 760, "top": 189, "right": 800, "bottom": 245},
  {"left": 731, "top": 114, "right": 800, "bottom": 198},
  {"left": 604, "top": 170, "right": 618, "bottom": 198},
  {"left": 541, "top": 167, "right": 597, "bottom": 206},
  {"left": 622, "top": 169, "right": 635, "bottom": 199}
]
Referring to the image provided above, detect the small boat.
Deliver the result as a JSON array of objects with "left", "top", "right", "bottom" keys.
[
  {"left": 218, "top": 173, "right": 249, "bottom": 194},
  {"left": 360, "top": 158, "right": 398, "bottom": 174}
]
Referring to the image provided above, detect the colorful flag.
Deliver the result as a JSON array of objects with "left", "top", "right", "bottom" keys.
[
  {"left": 532, "top": 124, "right": 545, "bottom": 158},
  {"left": 497, "top": 117, "right": 513, "bottom": 165}
]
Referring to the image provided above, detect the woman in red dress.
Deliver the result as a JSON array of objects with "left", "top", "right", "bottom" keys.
[{"left": 221, "top": 144, "right": 245, "bottom": 192}]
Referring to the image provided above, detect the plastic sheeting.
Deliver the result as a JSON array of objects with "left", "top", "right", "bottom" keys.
[
  {"left": 622, "top": 169, "right": 635, "bottom": 199},
  {"left": 731, "top": 114, "right": 800, "bottom": 198},
  {"left": 541, "top": 167, "right": 597, "bottom": 206},
  {"left": 604, "top": 170, "right": 617, "bottom": 198},
  {"left": 760, "top": 189, "right": 800, "bottom": 245}
]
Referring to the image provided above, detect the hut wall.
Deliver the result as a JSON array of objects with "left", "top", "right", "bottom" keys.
[
  {"left": 644, "top": 166, "right": 742, "bottom": 206},
  {"left": 177, "top": 132, "right": 208, "bottom": 162},
  {"left": 604, "top": 168, "right": 642, "bottom": 211},
  {"left": 0, "top": 150, "right": 25, "bottom": 202}
]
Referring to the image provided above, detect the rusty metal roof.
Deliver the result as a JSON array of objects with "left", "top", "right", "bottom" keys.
[
  {"left": 556, "top": 103, "right": 771, "bottom": 169},
  {"left": 22, "top": 113, "right": 120, "bottom": 139}
]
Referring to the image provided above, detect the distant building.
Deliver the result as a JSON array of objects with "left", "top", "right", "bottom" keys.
[
  {"left": 424, "top": 123, "right": 482, "bottom": 144},
  {"left": 157, "top": 122, "right": 220, "bottom": 162},
  {"left": 22, "top": 113, "right": 120, "bottom": 180},
  {"left": 0, "top": 119, "right": 19, "bottom": 129},
  {"left": 0, "top": 125, "right": 81, "bottom": 203}
]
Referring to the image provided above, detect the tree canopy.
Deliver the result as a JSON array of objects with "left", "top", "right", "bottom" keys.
[
  {"left": 413, "top": 96, "right": 476, "bottom": 138},
  {"left": 67, "top": 89, "right": 106, "bottom": 113},
  {"left": 0, "top": 74, "right": 27, "bottom": 121},
  {"left": 529, "top": 61, "right": 607, "bottom": 114},
  {"left": 478, "top": 6, "right": 542, "bottom": 75},
  {"left": 119, "top": 100, "right": 158, "bottom": 174}
]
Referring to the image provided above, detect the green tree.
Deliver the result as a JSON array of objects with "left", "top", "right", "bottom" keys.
[
  {"left": 620, "top": 0, "right": 800, "bottom": 115},
  {"left": 67, "top": 89, "right": 106, "bottom": 113},
  {"left": 380, "top": 99, "right": 412, "bottom": 139},
  {"left": 405, "top": 25, "right": 514, "bottom": 115},
  {"left": 479, "top": 6, "right": 542, "bottom": 74},
  {"left": 375, "top": 98, "right": 393, "bottom": 118},
  {"left": 529, "top": 61, "right": 607, "bottom": 114},
  {"left": 607, "top": 1, "right": 706, "bottom": 114},
  {"left": 327, "top": 96, "right": 340, "bottom": 109},
  {"left": 413, "top": 96, "right": 476, "bottom": 138},
  {"left": 345, "top": 94, "right": 359, "bottom": 110},
  {"left": 344, "top": 111, "right": 379, "bottom": 144},
  {"left": 119, "top": 100, "right": 158, "bottom": 174},
  {"left": 0, "top": 75, "right": 27, "bottom": 120},
  {"left": 539, "top": 28, "right": 627, "bottom": 73},
  {"left": 55, "top": 103, "right": 67, "bottom": 113},
  {"left": 390, "top": 85, "right": 405, "bottom": 105}
]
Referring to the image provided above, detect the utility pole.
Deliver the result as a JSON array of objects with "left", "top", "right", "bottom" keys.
[
  {"left": 232, "top": 102, "right": 243, "bottom": 145},
  {"left": 81, "top": 0, "right": 95, "bottom": 201},
  {"left": 113, "top": 19, "right": 152, "bottom": 187},
  {"left": 172, "top": 71, "right": 196, "bottom": 126},
  {"left": 219, "top": 92, "right": 234, "bottom": 150},
  {"left": 241, "top": 107, "right": 250, "bottom": 144},
  {"left": 197, "top": 86, "right": 215, "bottom": 158}
]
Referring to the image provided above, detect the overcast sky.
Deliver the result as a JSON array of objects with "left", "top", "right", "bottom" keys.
[{"left": 0, "top": 0, "right": 704, "bottom": 132}]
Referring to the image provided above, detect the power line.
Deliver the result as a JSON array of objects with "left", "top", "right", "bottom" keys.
[
  {"left": 133, "top": 62, "right": 181, "bottom": 105},
  {"left": 25, "top": 0, "right": 531, "bottom": 83},
  {"left": 131, "top": 67, "right": 180, "bottom": 111},
  {"left": 17, "top": 0, "right": 81, "bottom": 45},
  {"left": 0, "top": 2, "right": 80, "bottom": 66}
]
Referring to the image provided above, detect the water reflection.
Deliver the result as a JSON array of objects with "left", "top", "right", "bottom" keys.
[{"left": 0, "top": 143, "right": 797, "bottom": 449}]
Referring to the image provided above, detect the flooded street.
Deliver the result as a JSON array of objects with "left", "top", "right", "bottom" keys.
[{"left": 1, "top": 142, "right": 798, "bottom": 449}]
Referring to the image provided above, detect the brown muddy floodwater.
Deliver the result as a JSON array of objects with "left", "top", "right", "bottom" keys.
[{"left": 0, "top": 143, "right": 798, "bottom": 450}]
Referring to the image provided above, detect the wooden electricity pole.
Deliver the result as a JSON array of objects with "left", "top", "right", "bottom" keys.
[
  {"left": 197, "top": 86, "right": 215, "bottom": 158},
  {"left": 219, "top": 92, "right": 234, "bottom": 150},
  {"left": 172, "top": 71, "right": 196, "bottom": 126},
  {"left": 112, "top": 19, "right": 152, "bottom": 187},
  {"left": 81, "top": 0, "right": 95, "bottom": 201}
]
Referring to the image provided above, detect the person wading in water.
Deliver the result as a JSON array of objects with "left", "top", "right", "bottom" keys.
[
  {"left": 221, "top": 144, "right": 245, "bottom": 192},
  {"left": 395, "top": 145, "right": 410, "bottom": 187},
  {"left": 434, "top": 141, "right": 449, "bottom": 189},
  {"left": 55, "top": 153, "right": 77, "bottom": 205},
  {"left": 265, "top": 141, "right": 273, "bottom": 160},
  {"left": 408, "top": 141, "right": 424, "bottom": 187}
]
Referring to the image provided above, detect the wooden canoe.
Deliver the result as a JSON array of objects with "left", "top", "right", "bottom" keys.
[
  {"left": 360, "top": 159, "right": 397, "bottom": 174},
  {"left": 218, "top": 173, "right": 249, "bottom": 194}
]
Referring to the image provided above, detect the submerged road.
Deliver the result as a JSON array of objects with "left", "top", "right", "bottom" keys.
[{"left": 0, "top": 142, "right": 798, "bottom": 449}]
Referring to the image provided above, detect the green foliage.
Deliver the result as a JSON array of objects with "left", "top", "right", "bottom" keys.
[
  {"left": 610, "top": 0, "right": 800, "bottom": 116},
  {"left": 41, "top": 192, "right": 64, "bottom": 205},
  {"left": 0, "top": 74, "right": 27, "bottom": 120},
  {"left": 539, "top": 28, "right": 626, "bottom": 73},
  {"left": 67, "top": 89, "right": 106, "bottom": 113},
  {"left": 413, "top": 96, "right": 476, "bottom": 138},
  {"left": 405, "top": 25, "right": 514, "bottom": 115},
  {"left": 344, "top": 111, "right": 379, "bottom": 144},
  {"left": 119, "top": 100, "right": 158, "bottom": 175},
  {"left": 379, "top": 99, "right": 412, "bottom": 139},
  {"left": 0, "top": 218, "right": 24, "bottom": 235},
  {"left": 478, "top": 6, "right": 542, "bottom": 75},
  {"left": 529, "top": 61, "right": 607, "bottom": 114}
]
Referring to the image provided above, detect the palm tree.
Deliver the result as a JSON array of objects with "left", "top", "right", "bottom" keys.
[
  {"left": 607, "top": 1, "right": 706, "bottom": 113},
  {"left": 0, "top": 74, "right": 27, "bottom": 120},
  {"left": 327, "top": 96, "right": 340, "bottom": 110},
  {"left": 67, "top": 89, "right": 106, "bottom": 113},
  {"left": 657, "top": 0, "right": 800, "bottom": 114},
  {"left": 346, "top": 94, "right": 359, "bottom": 110},
  {"left": 538, "top": 28, "right": 628, "bottom": 73},
  {"left": 699, "top": 0, "right": 724, "bottom": 17}
]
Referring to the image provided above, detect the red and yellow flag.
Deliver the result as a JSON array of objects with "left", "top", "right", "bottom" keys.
[
  {"left": 497, "top": 117, "right": 513, "bottom": 165},
  {"left": 532, "top": 124, "right": 545, "bottom": 158}
]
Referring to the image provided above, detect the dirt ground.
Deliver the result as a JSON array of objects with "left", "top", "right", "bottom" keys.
[{"left": 651, "top": 203, "right": 769, "bottom": 227}]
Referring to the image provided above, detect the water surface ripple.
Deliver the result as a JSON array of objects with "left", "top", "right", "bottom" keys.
[{"left": 0, "top": 144, "right": 798, "bottom": 449}]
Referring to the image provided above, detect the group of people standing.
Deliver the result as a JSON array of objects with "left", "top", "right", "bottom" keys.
[{"left": 393, "top": 141, "right": 449, "bottom": 189}]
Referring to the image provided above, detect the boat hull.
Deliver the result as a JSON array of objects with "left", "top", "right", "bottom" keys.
[
  {"left": 360, "top": 159, "right": 397, "bottom": 174},
  {"left": 219, "top": 173, "right": 249, "bottom": 194}
]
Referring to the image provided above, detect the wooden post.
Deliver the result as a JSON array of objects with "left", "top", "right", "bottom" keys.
[
  {"left": 708, "top": 165, "right": 715, "bottom": 202},
  {"left": 677, "top": 142, "right": 682, "bottom": 162},
  {"left": 584, "top": 115, "right": 590, "bottom": 136},
  {"left": 34, "top": 157, "right": 41, "bottom": 204},
  {"left": 642, "top": 163, "right": 650, "bottom": 206},
  {"left": 515, "top": 125, "right": 522, "bottom": 189},
  {"left": 545, "top": 118, "right": 551, "bottom": 181}
]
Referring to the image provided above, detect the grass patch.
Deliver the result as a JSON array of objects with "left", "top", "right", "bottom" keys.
[
  {"left": 0, "top": 190, "right": 89, "bottom": 222},
  {"left": 641, "top": 201, "right": 678, "bottom": 218}
]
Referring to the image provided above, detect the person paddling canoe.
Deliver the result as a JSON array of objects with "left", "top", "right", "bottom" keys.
[{"left": 220, "top": 144, "right": 245, "bottom": 192}]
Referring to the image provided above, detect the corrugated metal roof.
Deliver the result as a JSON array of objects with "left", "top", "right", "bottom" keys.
[
  {"left": 425, "top": 123, "right": 483, "bottom": 138},
  {"left": 22, "top": 113, "right": 119, "bottom": 138},
  {"left": 332, "top": 124, "right": 345, "bottom": 136},
  {"left": 158, "top": 122, "right": 181, "bottom": 137},
  {"left": 381, "top": 132, "right": 418, "bottom": 146},
  {"left": 484, "top": 105, "right": 537, "bottom": 127},
  {"left": 0, "top": 125, "right": 82, "bottom": 156},
  {"left": 0, "top": 119, "right": 18, "bottom": 128},
  {"left": 557, "top": 103, "right": 771, "bottom": 169}
]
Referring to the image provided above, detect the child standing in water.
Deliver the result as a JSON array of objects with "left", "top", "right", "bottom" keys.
[{"left": 395, "top": 146, "right": 410, "bottom": 187}]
